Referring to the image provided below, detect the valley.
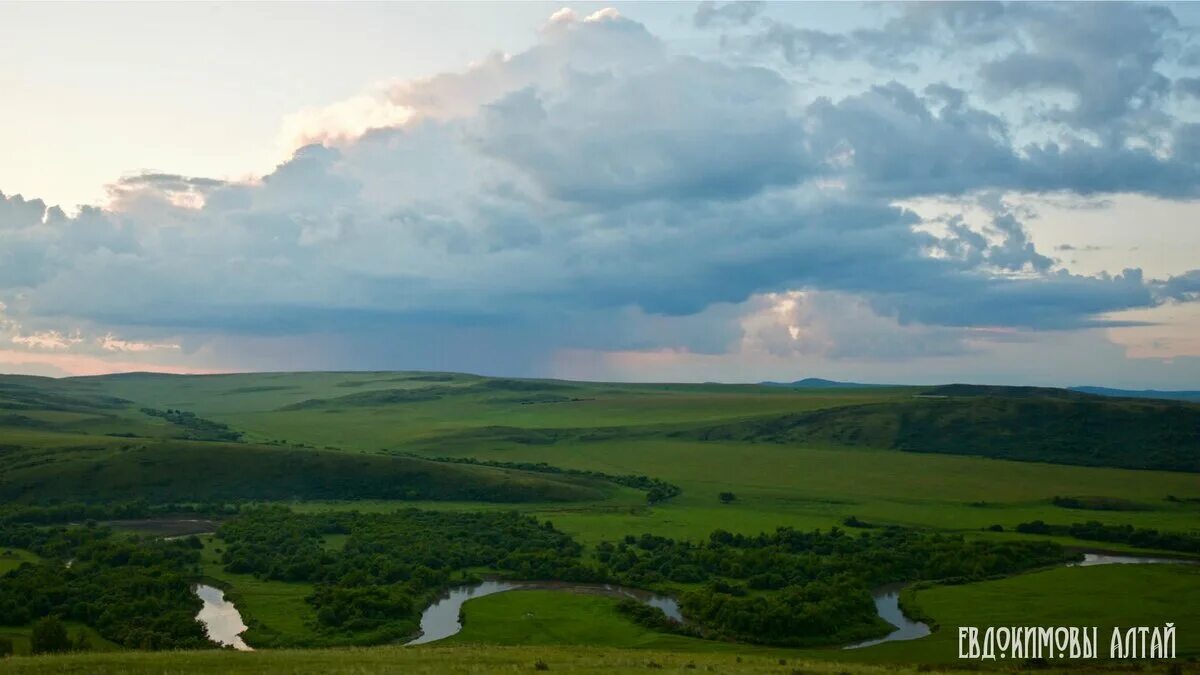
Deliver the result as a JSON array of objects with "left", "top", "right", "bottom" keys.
[{"left": 0, "top": 371, "right": 1198, "bottom": 672}]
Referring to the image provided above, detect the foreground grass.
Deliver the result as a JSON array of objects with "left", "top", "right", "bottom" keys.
[
  {"left": 0, "top": 622, "right": 119, "bottom": 656},
  {"left": 0, "top": 644, "right": 1164, "bottom": 674},
  {"left": 862, "top": 563, "right": 1200, "bottom": 663}
]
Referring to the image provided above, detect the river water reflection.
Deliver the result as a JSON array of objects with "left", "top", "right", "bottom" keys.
[
  {"left": 843, "top": 583, "right": 931, "bottom": 650},
  {"left": 195, "top": 584, "right": 252, "bottom": 651}
]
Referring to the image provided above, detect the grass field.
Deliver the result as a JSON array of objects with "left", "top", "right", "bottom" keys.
[
  {"left": 2, "top": 371, "right": 1198, "bottom": 669},
  {"left": 863, "top": 562, "right": 1200, "bottom": 663},
  {"left": 0, "top": 548, "right": 37, "bottom": 576},
  {"left": 403, "top": 438, "right": 1200, "bottom": 543},
  {"left": 198, "top": 536, "right": 319, "bottom": 648},
  {"left": 70, "top": 372, "right": 1200, "bottom": 543},
  {"left": 0, "top": 622, "right": 119, "bottom": 657},
  {"left": 0, "top": 644, "right": 1045, "bottom": 674},
  {"left": 447, "top": 590, "right": 707, "bottom": 649}
]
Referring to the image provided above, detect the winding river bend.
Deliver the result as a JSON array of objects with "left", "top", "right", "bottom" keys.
[
  {"left": 844, "top": 583, "right": 931, "bottom": 650},
  {"left": 844, "top": 552, "right": 1197, "bottom": 650},
  {"left": 405, "top": 580, "right": 683, "bottom": 646},
  {"left": 194, "top": 552, "right": 1196, "bottom": 651},
  {"left": 195, "top": 584, "right": 252, "bottom": 651}
]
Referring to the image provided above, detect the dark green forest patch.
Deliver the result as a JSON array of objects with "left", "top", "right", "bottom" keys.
[{"left": 671, "top": 393, "right": 1200, "bottom": 472}]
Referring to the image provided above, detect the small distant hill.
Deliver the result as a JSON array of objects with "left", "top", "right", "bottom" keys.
[
  {"left": 760, "top": 377, "right": 883, "bottom": 389},
  {"left": 1070, "top": 386, "right": 1200, "bottom": 403},
  {"left": 279, "top": 378, "right": 581, "bottom": 411}
]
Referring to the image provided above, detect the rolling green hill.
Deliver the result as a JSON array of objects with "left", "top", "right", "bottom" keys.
[
  {"left": 0, "top": 374, "right": 619, "bottom": 505},
  {"left": 0, "top": 440, "right": 611, "bottom": 504},
  {"left": 674, "top": 385, "right": 1200, "bottom": 472}
]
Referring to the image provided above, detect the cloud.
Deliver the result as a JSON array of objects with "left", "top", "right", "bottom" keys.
[
  {"left": 1176, "top": 77, "right": 1200, "bottom": 99},
  {"left": 473, "top": 59, "right": 811, "bottom": 204},
  {"left": 974, "top": 3, "right": 1178, "bottom": 132},
  {"left": 11, "top": 330, "right": 82, "bottom": 350},
  {"left": 99, "top": 333, "right": 180, "bottom": 353},
  {"left": 718, "top": 2, "right": 1196, "bottom": 140},
  {"left": 694, "top": 1, "right": 765, "bottom": 28},
  {"left": 1, "top": 6, "right": 1199, "bottom": 380},
  {"left": 1160, "top": 269, "right": 1200, "bottom": 302}
]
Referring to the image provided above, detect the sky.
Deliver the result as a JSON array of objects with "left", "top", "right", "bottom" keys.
[{"left": 1, "top": 1, "right": 1199, "bottom": 388}]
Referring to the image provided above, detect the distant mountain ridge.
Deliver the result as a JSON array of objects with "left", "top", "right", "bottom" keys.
[
  {"left": 761, "top": 379, "right": 1200, "bottom": 404},
  {"left": 1070, "top": 386, "right": 1200, "bottom": 403}
]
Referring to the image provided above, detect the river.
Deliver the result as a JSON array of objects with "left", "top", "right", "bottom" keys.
[
  {"left": 844, "top": 551, "right": 1197, "bottom": 650},
  {"left": 194, "top": 584, "right": 252, "bottom": 651},
  {"left": 404, "top": 580, "right": 683, "bottom": 646},
  {"left": 843, "top": 582, "right": 931, "bottom": 650},
  {"left": 194, "top": 552, "right": 1195, "bottom": 651}
]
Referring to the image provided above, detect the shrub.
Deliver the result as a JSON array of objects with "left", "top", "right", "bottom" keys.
[{"left": 30, "top": 616, "right": 70, "bottom": 654}]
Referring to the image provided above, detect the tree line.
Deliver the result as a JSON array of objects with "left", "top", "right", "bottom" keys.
[
  {"left": 214, "top": 507, "right": 594, "bottom": 645},
  {"left": 593, "top": 526, "right": 1074, "bottom": 646},
  {"left": 413, "top": 455, "right": 682, "bottom": 504},
  {"left": 1016, "top": 520, "right": 1200, "bottom": 554},
  {"left": 0, "top": 523, "right": 211, "bottom": 650}
]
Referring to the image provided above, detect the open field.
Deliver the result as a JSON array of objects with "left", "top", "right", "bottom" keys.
[
  {"left": 0, "top": 548, "right": 37, "bottom": 576},
  {"left": 405, "top": 439, "right": 1200, "bottom": 544},
  {"left": 0, "top": 644, "right": 1070, "bottom": 675},
  {"left": 447, "top": 590, "right": 711, "bottom": 649},
  {"left": 42, "top": 371, "right": 1200, "bottom": 544}
]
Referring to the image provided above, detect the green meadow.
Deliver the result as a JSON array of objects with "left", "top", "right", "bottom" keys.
[
  {"left": 0, "top": 549, "right": 37, "bottom": 576},
  {"left": 1, "top": 371, "right": 1198, "bottom": 671},
  {"left": 0, "top": 645, "right": 1003, "bottom": 675},
  {"left": 865, "top": 563, "right": 1200, "bottom": 663}
]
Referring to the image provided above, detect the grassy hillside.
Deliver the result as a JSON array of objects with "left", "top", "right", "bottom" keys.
[
  {"left": 82, "top": 371, "right": 910, "bottom": 447},
  {"left": 0, "top": 374, "right": 631, "bottom": 505},
  {"left": 0, "top": 440, "right": 612, "bottom": 504},
  {"left": 675, "top": 386, "right": 1200, "bottom": 472}
]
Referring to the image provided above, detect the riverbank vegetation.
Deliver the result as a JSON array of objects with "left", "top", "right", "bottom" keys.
[
  {"left": 596, "top": 527, "right": 1074, "bottom": 646},
  {"left": 208, "top": 507, "right": 1077, "bottom": 649},
  {"left": 0, "top": 523, "right": 210, "bottom": 650},
  {"left": 213, "top": 508, "right": 591, "bottom": 646},
  {"left": 1015, "top": 520, "right": 1200, "bottom": 554}
]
